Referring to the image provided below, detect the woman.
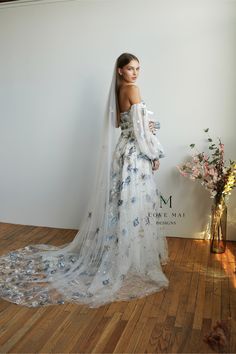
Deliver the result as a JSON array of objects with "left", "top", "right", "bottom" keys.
[{"left": 0, "top": 53, "right": 169, "bottom": 308}]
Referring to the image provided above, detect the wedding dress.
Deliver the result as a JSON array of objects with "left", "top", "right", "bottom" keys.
[{"left": 0, "top": 65, "right": 170, "bottom": 308}]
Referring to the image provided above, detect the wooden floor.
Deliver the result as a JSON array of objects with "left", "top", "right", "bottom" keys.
[{"left": 0, "top": 222, "right": 235, "bottom": 354}]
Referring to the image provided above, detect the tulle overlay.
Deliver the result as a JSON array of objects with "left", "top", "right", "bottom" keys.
[{"left": 0, "top": 101, "right": 170, "bottom": 308}]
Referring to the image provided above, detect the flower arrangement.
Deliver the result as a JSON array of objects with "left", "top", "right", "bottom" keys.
[{"left": 176, "top": 128, "right": 236, "bottom": 206}]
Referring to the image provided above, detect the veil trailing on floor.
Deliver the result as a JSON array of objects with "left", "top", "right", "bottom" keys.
[{"left": 0, "top": 58, "right": 169, "bottom": 308}]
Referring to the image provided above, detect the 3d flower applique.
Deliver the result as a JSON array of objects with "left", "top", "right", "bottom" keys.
[
  {"left": 133, "top": 167, "right": 139, "bottom": 174},
  {"left": 125, "top": 176, "right": 131, "bottom": 185},
  {"left": 127, "top": 164, "right": 132, "bottom": 172},
  {"left": 69, "top": 255, "right": 77, "bottom": 263},
  {"left": 57, "top": 259, "right": 65, "bottom": 269},
  {"left": 118, "top": 199, "right": 123, "bottom": 206},
  {"left": 133, "top": 217, "right": 139, "bottom": 227},
  {"left": 72, "top": 291, "right": 86, "bottom": 298},
  {"left": 117, "top": 180, "right": 125, "bottom": 192},
  {"left": 128, "top": 146, "right": 136, "bottom": 156}
]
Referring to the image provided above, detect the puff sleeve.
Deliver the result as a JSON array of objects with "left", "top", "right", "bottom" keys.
[{"left": 130, "top": 102, "right": 165, "bottom": 160}]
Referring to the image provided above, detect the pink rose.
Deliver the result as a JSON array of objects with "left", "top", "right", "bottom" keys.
[
  {"left": 192, "top": 168, "right": 200, "bottom": 177},
  {"left": 208, "top": 168, "right": 215, "bottom": 176}
]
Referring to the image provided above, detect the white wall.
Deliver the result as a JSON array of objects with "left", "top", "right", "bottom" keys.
[{"left": 0, "top": 0, "right": 235, "bottom": 240}]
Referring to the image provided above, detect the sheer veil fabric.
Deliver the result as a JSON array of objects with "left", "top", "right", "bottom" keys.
[{"left": 0, "top": 60, "right": 170, "bottom": 308}]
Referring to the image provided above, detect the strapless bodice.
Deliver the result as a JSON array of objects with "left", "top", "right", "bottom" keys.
[{"left": 120, "top": 100, "right": 160, "bottom": 134}]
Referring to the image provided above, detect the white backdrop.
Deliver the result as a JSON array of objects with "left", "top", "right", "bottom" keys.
[{"left": 0, "top": 0, "right": 235, "bottom": 240}]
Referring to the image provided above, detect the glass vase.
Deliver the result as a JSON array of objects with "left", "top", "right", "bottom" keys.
[{"left": 210, "top": 196, "right": 227, "bottom": 253}]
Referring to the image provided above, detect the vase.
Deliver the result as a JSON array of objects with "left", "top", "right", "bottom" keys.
[{"left": 210, "top": 196, "right": 227, "bottom": 253}]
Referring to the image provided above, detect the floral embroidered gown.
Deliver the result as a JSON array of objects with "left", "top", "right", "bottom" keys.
[{"left": 0, "top": 100, "right": 169, "bottom": 308}]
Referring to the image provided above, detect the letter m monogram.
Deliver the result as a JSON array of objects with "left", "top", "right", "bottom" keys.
[{"left": 160, "top": 195, "right": 172, "bottom": 208}]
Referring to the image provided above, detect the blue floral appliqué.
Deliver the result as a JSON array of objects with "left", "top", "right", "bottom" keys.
[
  {"left": 127, "top": 164, "right": 132, "bottom": 172},
  {"left": 128, "top": 146, "right": 136, "bottom": 156},
  {"left": 117, "top": 180, "right": 125, "bottom": 192},
  {"left": 133, "top": 217, "right": 139, "bottom": 227},
  {"left": 118, "top": 199, "right": 123, "bottom": 206},
  {"left": 125, "top": 176, "right": 131, "bottom": 185}
]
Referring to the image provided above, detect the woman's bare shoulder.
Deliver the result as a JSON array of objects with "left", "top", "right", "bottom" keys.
[
  {"left": 124, "top": 84, "right": 141, "bottom": 104},
  {"left": 120, "top": 83, "right": 140, "bottom": 91}
]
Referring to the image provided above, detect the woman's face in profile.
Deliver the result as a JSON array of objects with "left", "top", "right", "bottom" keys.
[{"left": 118, "top": 59, "right": 140, "bottom": 84}]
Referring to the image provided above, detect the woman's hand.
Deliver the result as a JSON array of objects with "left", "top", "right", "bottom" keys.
[
  {"left": 148, "top": 121, "right": 156, "bottom": 134},
  {"left": 152, "top": 159, "right": 160, "bottom": 171}
]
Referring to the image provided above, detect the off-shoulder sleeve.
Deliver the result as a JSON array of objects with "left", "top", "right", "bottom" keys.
[{"left": 130, "top": 102, "right": 165, "bottom": 160}]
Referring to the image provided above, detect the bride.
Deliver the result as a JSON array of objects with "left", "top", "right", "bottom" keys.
[{"left": 0, "top": 52, "right": 170, "bottom": 308}]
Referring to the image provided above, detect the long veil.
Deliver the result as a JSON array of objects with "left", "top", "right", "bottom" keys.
[{"left": 0, "top": 59, "right": 169, "bottom": 308}]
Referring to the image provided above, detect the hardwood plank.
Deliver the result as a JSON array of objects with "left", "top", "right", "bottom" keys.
[
  {"left": 90, "top": 312, "right": 123, "bottom": 353},
  {"left": 168, "top": 312, "right": 194, "bottom": 353},
  {"left": 146, "top": 314, "right": 175, "bottom": 353},
  {"left": 175, "top": 271, "right": 192, "bottom": 328},
  {"left": 192, "top": 272, "right": 206, "bottom": 330},
  {"left": 113, "top": 297, "right": 146, "bottom": 353}
]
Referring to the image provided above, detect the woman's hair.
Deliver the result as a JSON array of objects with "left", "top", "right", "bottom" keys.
[{"left": 115, "top": 53, "right": 139, "bottom": 128}]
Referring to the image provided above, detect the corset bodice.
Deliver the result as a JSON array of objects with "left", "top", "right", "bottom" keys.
[
  {"left": 119, "top": 100, "right": 160, "bottom": 137},
  {"left": 120, "top": 100, "right": 145, "bottom": 135}
]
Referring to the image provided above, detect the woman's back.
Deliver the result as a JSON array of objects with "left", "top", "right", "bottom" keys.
[{"left": 118, "top": 84, "right": 142, "bottom": 113}]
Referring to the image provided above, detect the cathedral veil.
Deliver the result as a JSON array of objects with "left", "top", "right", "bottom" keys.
[{"left": 0, "top": 57, "right": 170, "bottom": 308}]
